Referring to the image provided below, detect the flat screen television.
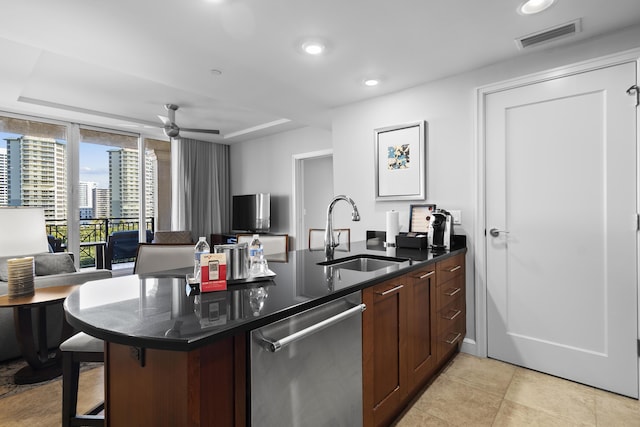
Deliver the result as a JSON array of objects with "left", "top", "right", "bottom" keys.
[{"left": 232, "top": 193, "right": 271, "bottom": 232}]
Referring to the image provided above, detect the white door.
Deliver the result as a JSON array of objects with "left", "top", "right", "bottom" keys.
[
  {"left": 293, "top": 150, "right": 333, "bottom": 250},
  {"left": 486, "top": 61, "right": 638, "bottom": 398}
]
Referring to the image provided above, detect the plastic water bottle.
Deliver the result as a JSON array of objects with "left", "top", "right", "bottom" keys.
[
  {"left": 193, "top": 236, "right": 210, "bottom": 281},
  {"left": 249, "top": 234, "right": 267, "bottom": 276}
]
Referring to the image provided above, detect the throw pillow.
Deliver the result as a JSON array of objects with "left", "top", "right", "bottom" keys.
[
  {"left": 34, "top": 253, "right": 77, "bottom": 276},
  {"left": 0, "top": 257, "right": 10, "bottom": 282}
]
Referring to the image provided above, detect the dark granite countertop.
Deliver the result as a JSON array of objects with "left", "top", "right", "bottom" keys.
[{"left": 64, "top": 240, "right": 466, "bottom": 351}]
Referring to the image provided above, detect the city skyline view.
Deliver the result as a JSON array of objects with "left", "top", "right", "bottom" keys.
[
  {"left": 1, "top": 131, "right": 111, "bottom": 188},
  {"left": 0, "top": 132, "right": 156, "bottom": 221}
]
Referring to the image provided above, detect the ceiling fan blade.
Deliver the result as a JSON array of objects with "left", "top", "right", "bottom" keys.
[{"left": 180, "top": 128, "right": 221, "bottom": 135}]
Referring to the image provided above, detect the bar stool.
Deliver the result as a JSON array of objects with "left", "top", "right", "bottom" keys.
[{"left": 61, "top": 332, "right": 105, "bottom": 427}]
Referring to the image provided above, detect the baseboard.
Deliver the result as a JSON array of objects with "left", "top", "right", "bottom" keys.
[{"left": 460, "top": 337, "right": 478, "bottom": 357}]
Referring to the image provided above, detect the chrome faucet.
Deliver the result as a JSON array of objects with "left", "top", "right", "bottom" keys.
[{"left": 324, "top": 195, "right": 360, "bottom": 257}]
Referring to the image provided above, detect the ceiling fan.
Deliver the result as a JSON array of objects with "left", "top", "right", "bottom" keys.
[{"left": 157, "top": 104, "right": 220, "bottom": 138}]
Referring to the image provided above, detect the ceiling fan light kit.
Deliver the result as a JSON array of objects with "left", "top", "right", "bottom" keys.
[{"left": 157, "top": 104, "right": 220, "bottom": 138}]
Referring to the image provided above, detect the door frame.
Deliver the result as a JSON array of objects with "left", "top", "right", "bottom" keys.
[
  {"left": 291, "top": 149, "right": 333, "bottom": 250},
  {"left": 474, "top": 48, "right": 640, "bottom": 360}
]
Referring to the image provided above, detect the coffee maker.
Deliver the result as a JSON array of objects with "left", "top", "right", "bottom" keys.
[{"left": 428, "top": 209, "right": 452, "bottom": 251}]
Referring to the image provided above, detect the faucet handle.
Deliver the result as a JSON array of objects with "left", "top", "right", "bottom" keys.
[{"left": 332, "top": 231, "right": 342, "bottom": 248}]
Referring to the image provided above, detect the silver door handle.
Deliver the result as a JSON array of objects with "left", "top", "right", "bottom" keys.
[
  {"left": 259, "top": 303, "right": 366, "bottom": 352},
  {"left": 377, "top": 285, "right": 404, "bottom": 296},
  {"left": 419, "top": 271, "right": 435, "bottom": 279},
  {"left": 489, "top": 228, "right": 510, "bottom": 237}
]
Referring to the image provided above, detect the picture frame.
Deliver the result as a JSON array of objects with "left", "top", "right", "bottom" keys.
[
  {"left": 409, "top": 204, "right": 437, "bottom": 233},
  {"left": 374, "top": 120, "right": 427, "bottom": 201}
]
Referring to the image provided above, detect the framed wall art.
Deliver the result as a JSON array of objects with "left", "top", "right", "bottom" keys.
[{"left": 374, "top": 120, "right": 427, "bottom": 201}]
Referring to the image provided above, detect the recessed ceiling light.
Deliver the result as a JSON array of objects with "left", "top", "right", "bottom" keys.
[
  {"left": 518, "top": 0, "right": 555, "bottom": 15},
  {"left": 301, "top": 41, "right": 325, "bottom": 55},
  {"left": 364, "top": 78, "right": 380, "bottom": 87}
]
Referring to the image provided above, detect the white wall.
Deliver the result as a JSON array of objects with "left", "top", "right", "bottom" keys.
[
  {"left": 231, "top": 23, "right": 640, "bottom": 348},
  {"left": 332, "top": 24, "right": 640, "bottom": 347},
  {"left": 229, "top": 126, "right": 332, "bottom": 240}
]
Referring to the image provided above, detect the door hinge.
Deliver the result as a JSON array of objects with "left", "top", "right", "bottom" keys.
[
  {"left": 637, "top": 213, "right": 640, "bottom": 231},
  {"left": 626, "top": 85, "right": 639, "bottom": 106}
]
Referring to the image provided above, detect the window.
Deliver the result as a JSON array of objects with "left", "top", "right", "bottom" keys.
[{"left": 0, "top": 113, "right": 170, "bottom": 269}]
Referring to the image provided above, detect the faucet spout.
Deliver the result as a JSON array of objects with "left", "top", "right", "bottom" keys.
[{"left": 324, "top": 195, "right": 360, "bottom": 257}]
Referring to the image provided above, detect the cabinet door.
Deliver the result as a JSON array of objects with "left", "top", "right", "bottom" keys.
[
  {"left": 407, "top": 266, "right": 436, "bottom": 392},
  {"left": 363, "top": 278, "right": 408, "bottom": 427}
]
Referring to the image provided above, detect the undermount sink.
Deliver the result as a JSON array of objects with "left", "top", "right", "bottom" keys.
[{"left": 318, "top": 254, "right": 411, "bottom": 272}]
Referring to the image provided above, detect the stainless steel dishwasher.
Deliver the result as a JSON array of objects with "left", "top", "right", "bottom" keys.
[{"left": 250, "top": 291, "right": 365, "bottom": 427}]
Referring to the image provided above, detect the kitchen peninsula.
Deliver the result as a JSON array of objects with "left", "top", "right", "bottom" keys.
[{"left": 64, "top": 241, "right": 466, "bottom": 426}]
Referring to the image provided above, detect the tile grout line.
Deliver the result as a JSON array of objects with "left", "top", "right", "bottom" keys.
[{"left": 489, "top": 363, "right": 519, "bottom": 426}]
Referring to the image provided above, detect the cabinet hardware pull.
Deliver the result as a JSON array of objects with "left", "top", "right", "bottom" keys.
[
  {"left": 419, "top": 271, "right": 435, "bottom": 279},
  {"left": 442, "top": 309, "right": 461, "bottom": 320},
  {"left": 444, "top": 287, "right": 461, "bottom": 297},
  {"left": 377, "top": 285, "right": 404, "bottom": 296},
  {"left": 447, "top": 265, "right": 461, "bottom": 273},
  {"left": 445, "top": 332, "right": 462, "bottom": 345}
]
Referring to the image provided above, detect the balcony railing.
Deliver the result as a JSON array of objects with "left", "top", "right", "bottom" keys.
[{"left": 46, "top": 217, "right": 155, "bottom": 268}]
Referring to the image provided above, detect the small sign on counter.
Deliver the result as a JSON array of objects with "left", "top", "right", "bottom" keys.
[{"left": 200, "top": 253, "right": 227, "bottom": 292}]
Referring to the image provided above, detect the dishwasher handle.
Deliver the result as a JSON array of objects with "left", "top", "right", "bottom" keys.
[{"left": 259, "top": 303, "right": 366, "bottom": 353}]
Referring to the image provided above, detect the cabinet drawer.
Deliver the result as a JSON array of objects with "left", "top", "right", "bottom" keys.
[
  {"left": 437, "top": 253, "right": 465, "bottom": 284},
  {"left": 436, "top": 317, "right": 466, "bottom": 361},
  {"left": 436, "top": 274, "right": 464, "bottom": 310},
  {"left": 436, "top": 298, "right": 465, "bottom": 335}
]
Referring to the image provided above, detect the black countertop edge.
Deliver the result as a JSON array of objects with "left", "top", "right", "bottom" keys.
[{"left": 65, "top": 246, "right": 467, "bottom": 352}]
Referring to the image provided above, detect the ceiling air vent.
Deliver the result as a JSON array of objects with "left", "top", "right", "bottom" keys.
[{"left": 516, "top": 19, "right": 581, "bottom": 50}]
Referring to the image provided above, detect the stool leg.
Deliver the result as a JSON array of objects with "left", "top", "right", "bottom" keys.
[{"left": 62, "top": 352, "right": 80, "bottom": 427}]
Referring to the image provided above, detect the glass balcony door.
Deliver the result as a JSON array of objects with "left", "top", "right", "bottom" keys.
[
  {"left": 0, "top": 113, "right": 69, "bottom": 252},
  {"left": 1, "top": 112, "right": 169, "bottom": 270}
]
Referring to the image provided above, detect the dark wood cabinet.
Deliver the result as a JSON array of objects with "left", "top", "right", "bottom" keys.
[
  {"left": 435, "top": 252, "right": 466, "bottom": 363},
  {"left": 363, "top": 251, "right": 466, "bottom": 427},
  {"left": 362, "top": 277, "right": 408, "bottom": 427},
  {"left": 407, "top": 264, "right": 436, "bottom": 391},
  {"left": 105, "top": 335, "right": 246, "bottom": 427}
]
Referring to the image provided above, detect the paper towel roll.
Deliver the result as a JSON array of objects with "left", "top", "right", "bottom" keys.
[{"left": 386, "top": 211, "right": 399, "bottom": 245}]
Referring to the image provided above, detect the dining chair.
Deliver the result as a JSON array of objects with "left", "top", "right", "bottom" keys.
[
  {"left": 61, "top": 333, "right": 105, "bottom": 427},
  {"left": 133, "top": 243, "right": 196, "bottom": 275},
  {"left": 235, "top": 234, "right": 289, "bottom": 262},
  {"left": 152, "top": 230, "right": 193, "bottom": 244},
  {"left": 308, "top": 228, "right": 350, "bottom": 252}
]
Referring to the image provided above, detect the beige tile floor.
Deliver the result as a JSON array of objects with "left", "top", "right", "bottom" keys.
[
  {"left": 0, "top": 367, "right": 103, "bottom": 427},
  {"left": 2, "top": 351, "right": 638, "bottom": 426},
  {"left": 395, "top": 353, "right": 640, "bottom": 426}
]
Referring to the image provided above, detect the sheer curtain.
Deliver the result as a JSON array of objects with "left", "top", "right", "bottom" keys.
[{"left": 171, "top": 138, "right": 230, "bottom": 241}]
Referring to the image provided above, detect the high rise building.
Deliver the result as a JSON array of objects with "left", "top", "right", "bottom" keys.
[
  {"left": 93, "top": 188, "right": 110, "bottom": 218},
  {"left": 145, "top": 150, "right": 157, "bottom": 220},
  {"left": 79, "top": 181, "right": 97, "bottom": 208},
  {"left": 0, "top": 147, "right": 7, "bottom": 206},
  {"left": 109, "top": 148, "right": 155, "bottom": 219},
  {"left": 6, "top": 136, "right": 67, "bottom": 219}
]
